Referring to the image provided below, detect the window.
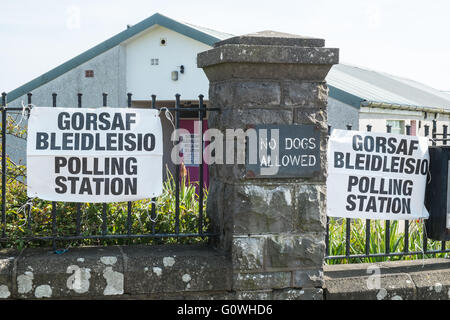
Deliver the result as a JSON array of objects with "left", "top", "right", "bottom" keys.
[
  {"left": 386, "top": 120, "right": 405, "bottom": 134},
  {"left": 85, "top": 70, "right": 94, "bottom": 78},
  {"left": 181, "top": 133, "right": 201, "bottom": 166}
]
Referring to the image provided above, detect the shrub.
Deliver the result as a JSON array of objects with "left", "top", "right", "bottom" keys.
[
  {"left": 1, "top": 159, "right": 209, "bottom": 249},
  {"left": 327, "top": 217, "right": 450, "bottom": 264}
]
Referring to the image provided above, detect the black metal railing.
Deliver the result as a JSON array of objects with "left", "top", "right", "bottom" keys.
[
  {"left": 0, "top": 92, "right": 219, "bottom": 250},
  {"left": 326, "top": 121, "right": 450, "bottom": 263}
]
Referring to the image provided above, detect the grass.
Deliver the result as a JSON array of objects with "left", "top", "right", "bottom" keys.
[{"left": 327, "top": 217, "right": 450, "bottom": 264}]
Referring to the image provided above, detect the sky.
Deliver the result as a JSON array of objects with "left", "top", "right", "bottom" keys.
[{"left": 1, "top": 0, "right": 450, "bottom": 93}]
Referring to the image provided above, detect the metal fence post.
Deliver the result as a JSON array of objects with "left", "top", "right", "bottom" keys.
[
  {"left": 101, "top": 93, "right": 108, "bottom": 238},
  {"left": 432, "top": 119, "right": 437, "bottom": 146},
  {"left": 325, "top": 125, "right": 331, "bottom": 257},
  {"left": 345, "top": 124, "right": 352, "bottom": 260},
  {"left": 25, "top": 95, "right": 33, "bottom": 235},
  {"left": 198, "top": 94, "right": 204, "bottom": 236},
  {"left": 365, "top": 124, "right": 372, "bottom": 256},
  {"left": 385, "top": 124, "right": 392, "bottom": 255},
  {"left": 151, "top": 94, "right": 157, "bottom": 234},
  {"left": 49, "top": 93, "right": 58, "bottom": 250},
  {"left": 1, "top": 92, "right": 6, "bottom": 241},
  {"left": 75, "top": 93, "right": 83, "bottom": 241},
  {"left": 126, "top": 93, "right": 133, "bottom": 239},
  {"left": 439, "top": 124, "right": 447, "bottom": 251},
  {"left": 443, "top": 125, "right": 448, "bottom": 146},
  {"left": 404, "top": 125, "right": 411, "bottom": 254},
  {"left": 423, "top": 123, "right": 429, "bottom": 254},
  {"left": 175, "top": 94, "right": 181, "bottom": 236}
]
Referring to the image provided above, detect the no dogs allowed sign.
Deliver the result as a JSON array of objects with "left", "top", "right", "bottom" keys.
[
  {"left": 327, "top": 129, "right": 429, "bottom": 220},
  {"left": 27, "top": 107, "right": 163, "bottom": 202}
]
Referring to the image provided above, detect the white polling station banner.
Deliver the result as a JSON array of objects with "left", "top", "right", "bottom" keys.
[
  {"left": 27, "top": 107, "right": 163, "bottom": 202},
  {"left": 327, "top": 129, "right": 429, "bottom": 220}
]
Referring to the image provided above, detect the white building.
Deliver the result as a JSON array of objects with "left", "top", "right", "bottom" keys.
[{"left": 6, "top": 13, "right": 233, "bottom": 108}]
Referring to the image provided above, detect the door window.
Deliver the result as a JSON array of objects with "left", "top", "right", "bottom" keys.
[{"left": 386, "top": 120, "right": 405, "bottom": 134}]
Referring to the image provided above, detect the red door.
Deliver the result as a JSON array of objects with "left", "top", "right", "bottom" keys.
[
  {"left": 179, "top": 119, "right": 209, "bottom": 191},
  {"left": 410, "top": 120, "right": 417, "bottom": 136}
]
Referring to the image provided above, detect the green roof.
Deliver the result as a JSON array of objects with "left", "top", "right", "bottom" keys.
[{"left": 7, "top": 13, "right": 228, "bottom": 103}]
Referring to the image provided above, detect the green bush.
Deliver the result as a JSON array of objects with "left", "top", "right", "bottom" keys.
[{"left": 0, "top": 159, "right": 209, "bottom": 249}]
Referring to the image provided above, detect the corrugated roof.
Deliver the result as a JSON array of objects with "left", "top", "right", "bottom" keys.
[
  {"left": 327, "top": 64, "right": 450, "bottom": 111},
  {"left": 182, "top": 21, "right": 235, "bottom": 41}
]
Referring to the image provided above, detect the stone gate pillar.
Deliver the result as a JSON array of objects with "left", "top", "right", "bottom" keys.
[{"left": 198, "top": 31, "right": 338, "bottom": 299}]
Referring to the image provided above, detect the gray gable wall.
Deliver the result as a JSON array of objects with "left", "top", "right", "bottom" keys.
[{"left": 8, "top": 46, "right": 127, "bottom": 108}]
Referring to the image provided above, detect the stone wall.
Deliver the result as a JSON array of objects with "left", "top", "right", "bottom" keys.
[
  {"left": 1, "top": 246, "right": 448, "bottom": 299},
  {"left": 325, "top": 258, "right": 450, "bottom": 300},
  {"left": 0, "top": 245, "right": 232, "bottom": 299},
  {"left": 198, "top": 31, "right": 339, "bottom": 299}
]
